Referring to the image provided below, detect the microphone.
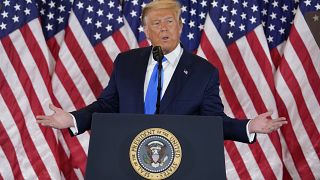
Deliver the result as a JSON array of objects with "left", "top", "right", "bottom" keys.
[
  {"left": 152, "top": 46, "right": 164, "bottom": 63},
  {"left": 152, "top": 46, "right": 164, "bottom": 114}
]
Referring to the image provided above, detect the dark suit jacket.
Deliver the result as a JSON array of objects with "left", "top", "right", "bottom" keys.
[{"left": 71, "top": 46, "right": 253, "bottom": 143}]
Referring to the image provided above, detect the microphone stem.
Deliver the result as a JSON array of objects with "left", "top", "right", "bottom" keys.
[{"left": 156, "top": 59, "right": 162, "bottom": 114}]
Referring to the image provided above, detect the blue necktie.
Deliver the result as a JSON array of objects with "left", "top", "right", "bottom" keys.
[{"left": 144, "top": 57, "right": 167, "bottom": 114}]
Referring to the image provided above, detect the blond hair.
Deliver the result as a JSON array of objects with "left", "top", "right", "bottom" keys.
[{"left": 141, "top": 0, "right": 182, "bottom": 26}]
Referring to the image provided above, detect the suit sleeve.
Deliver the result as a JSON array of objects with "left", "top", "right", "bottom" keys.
[
  {"left": 200, "top": 67, "right": 254, "bottom": 144},
  {"left": 69, "top": 55, "right": 121, "bottom": 135}
]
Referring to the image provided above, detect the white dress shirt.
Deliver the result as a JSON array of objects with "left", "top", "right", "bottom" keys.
[{"left": 143, "top": 44, "right": 183, "bottom": 100}]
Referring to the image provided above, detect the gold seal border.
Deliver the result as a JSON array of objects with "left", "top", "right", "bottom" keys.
[{"left": 129, "top": 128, "right": 182, "bottom": 180}]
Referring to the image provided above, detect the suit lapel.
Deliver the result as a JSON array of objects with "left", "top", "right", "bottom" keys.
[
  {"left": 135, "top": 46, "right": 152, "bottom": 113},
  {"left": 160, "top": 50, "right": 193, "bottom": 113}
]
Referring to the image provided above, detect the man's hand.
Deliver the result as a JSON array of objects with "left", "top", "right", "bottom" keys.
[
  {"left": 249, "top": 111, "right": 287, "bottom": 134},
  {"left": 36, "top": 104, "right": 74, "bottom": 129}
]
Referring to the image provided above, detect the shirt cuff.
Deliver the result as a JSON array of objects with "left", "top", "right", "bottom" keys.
[
  {"left": 246, "top": 119, "right": 256, "bottom": 143},
  {"left": 69, "top": 113, "right": 79, "bottom": 135}
]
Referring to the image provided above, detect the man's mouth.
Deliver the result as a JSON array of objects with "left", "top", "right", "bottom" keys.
[{"left": 161, "top": 36, "right": 169, "bottom": 41}]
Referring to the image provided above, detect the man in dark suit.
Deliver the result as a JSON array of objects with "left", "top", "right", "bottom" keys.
[{"left": 36, "top": 0, "right": 287, "bottom": 143}]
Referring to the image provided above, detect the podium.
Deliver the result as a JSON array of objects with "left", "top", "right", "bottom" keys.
[{"left": 85, "top": 113, "right": 226, "bottom": 180}]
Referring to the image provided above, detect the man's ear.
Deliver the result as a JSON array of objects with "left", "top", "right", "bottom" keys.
[
  {"left": 178, "top": 21, "right": 183, "bottom": 34},
  {"left": 143, "top": 26, "right": 149, "bottom": 39}
]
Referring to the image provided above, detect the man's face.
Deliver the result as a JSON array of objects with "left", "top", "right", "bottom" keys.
[{"left": 144, "top": 9, "right": 182, "bottom": 54}]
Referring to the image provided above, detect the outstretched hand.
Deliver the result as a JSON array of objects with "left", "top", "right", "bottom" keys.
[
  {"left": 36, "top": 104, "right": 74, "bottom": 129},
  {"left": 248, "top": 111, "right": 287, "bottom": 134}
]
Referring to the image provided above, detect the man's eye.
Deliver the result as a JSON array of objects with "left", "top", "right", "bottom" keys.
[{"left": 153, "top": 22, "right": 160, "bottom": 26}]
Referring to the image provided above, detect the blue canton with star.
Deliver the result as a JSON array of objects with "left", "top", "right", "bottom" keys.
[
  {"left": 259, "top": 0, "right": 320, "bottom": 49},
  {"left": 0, "top": 0, "right": 38, "bottom": 38},
  {"left": 123, "top": 0, "right": 151, "bottom": 44},
  {"left": 258, "top": 0, "right": 299, "bottom": 49},
  {"left": 38, "top": 0, "right": 72, "bottom": 40},
  {"left": 73, "top": 0, "right": 124, "bottom": 46},
  {"left": 209, "top": 0, "right": 261, "bottom": 46},
  {"left": 180, "top": 0, "right": 210, "bottom": 52}
]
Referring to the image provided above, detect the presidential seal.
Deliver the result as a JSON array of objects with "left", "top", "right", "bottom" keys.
[{"left": 129, "top": 128, "right": 182, "bottom": 179}]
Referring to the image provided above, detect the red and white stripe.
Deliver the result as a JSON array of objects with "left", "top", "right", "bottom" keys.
[{"left": 0, "top": 19, "right": 61, "bottom": 179}]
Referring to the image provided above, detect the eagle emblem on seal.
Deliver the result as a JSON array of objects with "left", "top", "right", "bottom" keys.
[{"left": 143, "top": 141, "right": 168, "bottom": 168}]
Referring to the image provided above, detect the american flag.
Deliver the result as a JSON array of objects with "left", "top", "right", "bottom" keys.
[
  {"left": 273, "top": 1, "right": 320, "bottom": 178},
  {"left": 0, "top": 0, "right": 319, "bottom": 179},
  {"left": 198, "top": 0, "right": 320, "bottom": 179}
]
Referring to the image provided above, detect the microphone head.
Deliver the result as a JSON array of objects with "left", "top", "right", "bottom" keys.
[{"left": 152, "top": 46, "right": 164, "bottom": 62}]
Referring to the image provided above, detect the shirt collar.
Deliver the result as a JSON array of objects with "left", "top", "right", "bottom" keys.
[
  {"left": 150, "top": 44, "right": 183, "bottom": 66},
  {"left": 163, "top": 44, "right": 182, "bottom": 65}
]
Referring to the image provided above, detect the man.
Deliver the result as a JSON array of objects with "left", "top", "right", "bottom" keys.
[{"left": 36, "top": 0, "right": 287, "bottom": 143}]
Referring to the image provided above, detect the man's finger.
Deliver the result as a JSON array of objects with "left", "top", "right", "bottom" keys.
[
  {"left": 36, "top": 119, "right": 52, "bottom": 126},
  {"left": 37, "top": 119, "right": 60, "bottom": 129},
  {"left": 260, "top": 111, "right": 273, "bottom": 118},
  {"left": 36, "top": 115, "right": 51, "bottom": 120},
  {"left": 273, "top": 121, "right": 288, "bottom": 127},
  {"left": 272, "top": 118, "right": 287, "bottom": 124},
  {"left": 269, "top": 121, "right": 287, "bottom": 130},
  {"left": 49, "top": 103, "right": 59, "bottom": 112},
  {"left": 273, "top": 116, "right": 286, "bottom": 121}
]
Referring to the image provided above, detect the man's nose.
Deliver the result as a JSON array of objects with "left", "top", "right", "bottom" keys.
[{"left": 160, "top": 22, "right": 168, "bottom": 31}]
